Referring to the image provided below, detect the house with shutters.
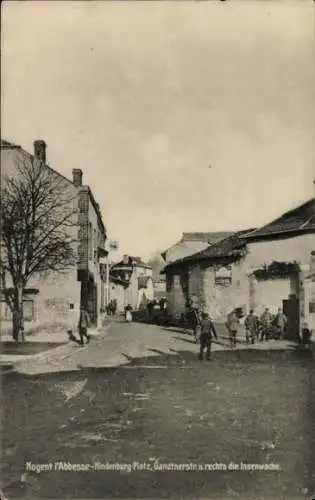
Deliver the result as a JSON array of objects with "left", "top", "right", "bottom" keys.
[
  {"left": 162, "top": 183, "right": 315, "bottom": 338},
  {"left": 0, "top": 138, "right": 107, "bottom": 332},
  {"left": 109, "top": 255, "right": 154, "bottom": 311}
]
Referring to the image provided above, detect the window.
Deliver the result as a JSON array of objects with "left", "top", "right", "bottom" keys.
[
  {"left": 88, "top": 223, "right": 92, "bottom": 260},
  {"left": 0, "top": 300, "right": 34, "bottom": 321},
  {"left": 214, "top": 266, "right": 232, "bottom": 286},
  {"left": 23, "top": 300, "right": 34, "bottom": 321}
]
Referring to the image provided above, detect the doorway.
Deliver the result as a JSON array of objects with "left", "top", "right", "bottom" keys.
[
  {"left": 282, "top": 296, "right": 300, "bottom": 341},
  {"left": 81, "top": 279, "right": 98, "bottom": 326}
]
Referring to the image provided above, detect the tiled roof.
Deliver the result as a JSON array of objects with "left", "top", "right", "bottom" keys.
[
  {"left": 161, "top": 231, "right": 233, "bottom": 260},
  {"left": 161, "top": 229, "right": 255, "bottom": 272},
  {"left": 131, "top": 256, "right": 151, "bottom": 268},
  {"left": 182, "top": 231, "right": 233, "bottom": 243},
  {"left": 242, "top": 198, "right": 315, "bottom": 240},
  {"left": 113, "top": 256, "right": 151, "bottom": 269},
  {"left": 0, "top": 139, "right": 21, "bottom": 149}
]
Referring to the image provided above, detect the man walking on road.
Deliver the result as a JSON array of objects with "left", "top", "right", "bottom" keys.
[
  {"left": 198, "top": 312, "right": 218, "bottom": 361},
  {"left": 78, "top": 307, "right": 91, "bottom": 345}
]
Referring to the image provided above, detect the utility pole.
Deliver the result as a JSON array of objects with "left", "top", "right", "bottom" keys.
[
  {"left": 105, "top": 240, "right": 118, "bottom": 312},
  {"left": 106, "top": 254, "right": 110, "bottom": 308}
]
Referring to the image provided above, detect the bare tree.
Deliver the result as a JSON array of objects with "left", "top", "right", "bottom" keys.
[{"left": 0, "top": 154, "right": 77, "bottom": 341}]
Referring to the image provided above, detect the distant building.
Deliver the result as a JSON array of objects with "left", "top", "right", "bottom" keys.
[
  {"left": 109, "top": 255, "right": 154, "bottom": 311},
  {"left": 0, "top": 139, "right": 107, "bottom": 331},
  {"left": 153, "top": 280, "right": 167, "bottom": 300},
  {"left": 161, "top": 232, "right": 233, "bottom": 264}
]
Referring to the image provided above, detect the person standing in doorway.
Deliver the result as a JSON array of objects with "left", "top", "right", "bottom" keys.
[
  {"left": 198, "top": 312, "right": 218, "bottom": 361},
  {"left": 274, "top": 308, "right": 287, "bottom": 340},
  {"left": 78, "top": 306, "right": 91, "bottom": 345}
]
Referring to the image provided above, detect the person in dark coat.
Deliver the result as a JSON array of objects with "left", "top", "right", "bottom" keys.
[
  {"left": 273, "top": 308, "right": 287, "bottom": 340},
  {"left": 301, "top": 321, "right": 312, "bottom": 347},
  {"left": 260, "top": 308, "right": 273, "bottom": 341},
  {"left": 244, "top": 309, "right": 259, "bottom": 344},
  {"left": 198, "top": 312, "right": 218, "bottom": 361},
  {"left": 226, "top": 310, "right": 239, "bottom": 347},
  {"left": 147, "top": 300, "right": 154, "bottom": 318},
  {"left": 78, "top": 307, "right": 91, "bottom": 345},
  {"left": 125, "top": 304, "right": 133, "bottom": 322}
]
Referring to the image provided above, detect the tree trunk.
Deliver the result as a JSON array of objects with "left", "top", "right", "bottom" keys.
[{"left": 12, "top": 286, "right": 24, "bottom": 343}]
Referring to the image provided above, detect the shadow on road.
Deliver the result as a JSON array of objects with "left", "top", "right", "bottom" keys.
[
  {"left": 0, "top": 342, "right": 66, "bottom": 356},
  {"left": 2, "top": 344, "right": 314, "bottom": 500}
]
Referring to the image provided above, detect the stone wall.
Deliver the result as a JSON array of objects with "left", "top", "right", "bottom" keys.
[
  {"left": 165, "top": 233, "right": 314, "bottom": 324},
  {"left": 166, "top": 274, "right": 186, "bottom": 318},
  {"left": 189, "top": 264, "right": 204, "bottom": 304},
  {"left": 202, "top": 262, "right": 248, "bottom": 321}
]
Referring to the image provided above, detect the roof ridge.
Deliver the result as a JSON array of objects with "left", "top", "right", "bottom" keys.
[
  {"left": 0, "top": 138, "right": 21, "bottom": 149},
  {"left": 162, "top": 229, "right": 252, "bottom": 271},
  {"left": 246, "top": 198, "right": 314, "bottom": 237}
]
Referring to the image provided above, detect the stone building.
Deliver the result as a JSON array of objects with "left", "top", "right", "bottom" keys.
[
  {"left": 0, "top": 139, "right": 107, "bottom": 332},
  {"left": 109, "top": 255, "right": 153, "bottom": 311},
  {"left": 161, "top": 229, "right": 253, "bottom": 321},
  {"left": 153, "top": 279, "right": 167, "bottom": 300},
  {"left": 162, "top": 188, "right": 315, "bottom": 338}
]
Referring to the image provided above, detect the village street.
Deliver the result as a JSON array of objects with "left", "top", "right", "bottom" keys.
[{"left": 1, "top": 319, "right": 315, "bottom": 500}]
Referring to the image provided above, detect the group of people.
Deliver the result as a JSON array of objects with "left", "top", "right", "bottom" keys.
[
  {"left": 147, "top": 297, "right": 167, "bottom": 317},
  {"left": 191, "top": 304, "right": 312, "bottom": 356},
  {"left": 106, "top": 299, "right": 117, "bottom": 316},
  {"left": 226, "top": 307, "right": 312, "bottom": 347},
  {"left": 224, "top": 307, "right": 288, "bottom": 347}
]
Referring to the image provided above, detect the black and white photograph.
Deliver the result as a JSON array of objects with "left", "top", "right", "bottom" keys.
[{"left": 1, "top": 1, "right": 314, "bottom": 499}]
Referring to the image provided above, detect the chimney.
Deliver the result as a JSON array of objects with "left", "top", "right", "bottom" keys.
[
  {"left": 33, "top": 140, "right": 47, "bottom": 163},
  {"left": 72, "top": 169, "right": 83, "bottom": 187},
  {"left": 123, "top": 255, "right": 129, "bottom": 265}
]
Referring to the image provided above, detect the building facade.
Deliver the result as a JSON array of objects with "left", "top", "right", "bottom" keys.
[
  {"left": 162, "top": 191, "right": 315, "bottom": 337},
  {"left": 0, "top": 139, "right": 107, "bottom": 332},
  {"left": 109, "top": 255, "right": 153, "bottom": 311},
  {"left": 161, "top": 232, "right": 233, "bottom": 264}
]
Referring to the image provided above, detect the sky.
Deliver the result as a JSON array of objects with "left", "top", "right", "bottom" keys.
[{"left": 2, "top": 1, "right": 315, "bottom": 260}]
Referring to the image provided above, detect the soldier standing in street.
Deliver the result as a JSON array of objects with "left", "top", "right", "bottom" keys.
[
  {"left": 78, "top": 306, "right": 91, "bottom": 345},
  {"left": 244, "top": 309, "right": 259, "bottom": 344},
  {"left": 274, "top": 307, "right": 287, "bottom": 340},
  {"left": 260, "top": 307, "right": 273, "bottom": 341},
  {"left": 198, "top": 312, "right": 218, "bottom": 361},
  {"left": 226, "top": 310, "right": 239, "bottom": 347}
]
